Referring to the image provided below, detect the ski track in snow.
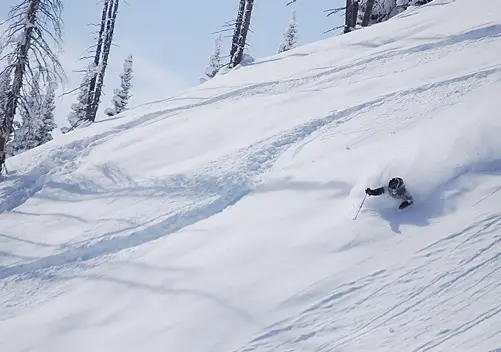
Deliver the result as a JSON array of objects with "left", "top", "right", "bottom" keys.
[
  {"left": 2, "top": 20, "right": 500, "bottom": 216},
  {"left": 235, "top": 213, "right": 501, "bottom": 352},
  {"left": 0, "top": 94, "right": 390, "bottom": 280},
  {"left": 292, "top": 65, "right": 501, "bottom": 156},
  {"left": 282, "top": 23, "right": 501, "bottom": 88},
  {"left": 2, "top": 61, "right": 500, "bottom": 216},
  {"left": 1, "top": 63, "right": 501, "bottom": 286}
]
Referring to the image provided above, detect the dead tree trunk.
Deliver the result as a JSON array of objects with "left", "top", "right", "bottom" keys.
[
  {"left": 229, "top": 0, "right": 246, "bottom": 66},
  {"left": 361, "top": 0, "right": 376, "bottom": 27},
  {"left": 231, "top": 0, "right": 254, "bottom": 68},
  {"left": 352, "top": 1, "right": 359, "bottom": 28},
  {"left": 90, "top": 0, "right": 120, "bottom": 122},
  {"left": 85, "top": 0, "right": 110, "bottom": 122},
  {"left": 343, "top": 0, "right": 351, "bottom": 33}
]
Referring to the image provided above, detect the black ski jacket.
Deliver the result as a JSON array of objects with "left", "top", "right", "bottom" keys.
[{"left": 367, "top": 183, "right": 414, "bottom": 204}]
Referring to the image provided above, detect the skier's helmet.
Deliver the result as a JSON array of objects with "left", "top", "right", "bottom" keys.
[{"left": 388, "top": 177, "right": 403, "bottom": 189}]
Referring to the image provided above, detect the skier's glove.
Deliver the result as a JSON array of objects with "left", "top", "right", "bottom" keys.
[
  {"left": 365, "top": 188, "right": 373, "bottom": 195},
  {"left": 399, "top": 200, "right": 411, "bottom": 210}
]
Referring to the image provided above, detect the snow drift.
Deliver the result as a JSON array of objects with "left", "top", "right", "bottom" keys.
[{"left": 360, "top": 83, "right": 501, "bottom": 205}]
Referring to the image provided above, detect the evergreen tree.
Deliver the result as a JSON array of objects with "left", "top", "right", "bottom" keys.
[
  {"left": 105, "top": 55, "right": 133, "bottom": 116},
  {"left": 278, "top": 11, "right": 298, "bottom": 54},
  {"left": 10, "top": 73, "right": 43, "bottom": 154},
  {"left": 65, "top": 64, "right": 95, "bottom": 132},
  {"left": 39, "top": 80, "right": 57, "bottom": 144},
  {"left": 0, "top": 67, "right": 11, "bottom": 122},
  {"left": 205, "top": 36, "right": 223, "bottom": 79},
  {"left": 10, "top": 74, "right": 57, "bottom": 154},
  {"left": 361, "top": 0, "right": 376, "bottom": 26},
  {"left": 1, "top": 65, "right": 16, "bottom": 158},
  {"left": 359, "top": 0, "right": 423, "bottom": 26}
]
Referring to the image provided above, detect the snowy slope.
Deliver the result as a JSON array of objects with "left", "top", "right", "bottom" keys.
[{"left": 2, "top": 0, "right": 501, "bottom": 351}]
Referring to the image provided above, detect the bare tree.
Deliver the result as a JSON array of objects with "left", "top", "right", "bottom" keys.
[
  {"left": 90, "top": 0, "right": 120, "bottom": 122},
  {"left": 344, "top": 0, "right": 353, "bottom": 33},
  {"left": 230, "top": 0, "right": 254, "bottom": 68},
  {"left": 287, "top": 0, "right": 348, "bottom": 35},
  {"left": 85, "top": 0, "right": 111, "bottom": 122},
  {"left": 0, "top": 0, "right": 64, "bottom": 174},
  {"left": 66, "top": 0, "right": 120, "bottom": 130},
  {"left": 229, "top": 0, "right": 246, "bottom": 67}
]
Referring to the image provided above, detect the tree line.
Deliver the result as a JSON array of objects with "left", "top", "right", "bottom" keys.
[
  {"left": 202, "top": 0, "right": 433, "bottom": 80},
  {"left": 0, "top": 0, "right": 133, "bottom": 174},
  {"left": 0, "top": 0, "right": 434, "bottom": 175}
]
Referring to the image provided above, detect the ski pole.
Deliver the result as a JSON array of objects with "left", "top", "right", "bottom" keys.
[{"left": 353, "top": 194, "right": 367, "bottom": 220}]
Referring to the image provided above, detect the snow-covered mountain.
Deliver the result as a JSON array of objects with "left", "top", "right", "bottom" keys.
[{"left": 2, "top": 0, "right": 501, "bottom": 351}]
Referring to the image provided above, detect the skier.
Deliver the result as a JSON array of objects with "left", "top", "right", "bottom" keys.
[{"left": 365, "top": 177, "right": 414, "bottom": 210}]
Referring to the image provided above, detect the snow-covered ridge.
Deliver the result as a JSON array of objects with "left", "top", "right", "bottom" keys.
[{"left": 2, "top": 0, "right": 501, "bottom": 351}]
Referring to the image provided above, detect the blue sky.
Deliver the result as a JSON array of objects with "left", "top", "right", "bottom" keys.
[{"left": 1, "top": 0, "right": 344, "bottom": 126}]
